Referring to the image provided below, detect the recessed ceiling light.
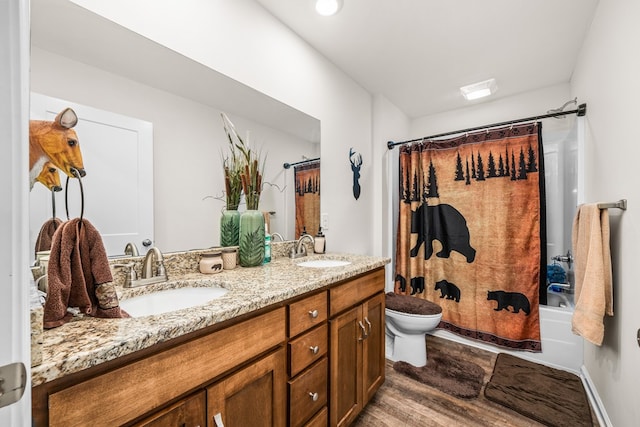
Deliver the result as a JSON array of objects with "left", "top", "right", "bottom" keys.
[
  {"left": 315, "top": 0, "right": 343, "bottom": 16},
  {"left": 460, "top": 78, "right": 497, "bottom": 101}
]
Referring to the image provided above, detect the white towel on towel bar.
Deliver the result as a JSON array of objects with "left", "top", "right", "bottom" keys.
[{"left": 571, "top": 203, "right": 613, "bottom": 346}]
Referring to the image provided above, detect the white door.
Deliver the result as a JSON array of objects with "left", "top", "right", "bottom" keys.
[
  {"left": 0, "top": 0, "right": 31, "bottom": 425},
  {"left": 29, "top": 93, "right": 154, "bottom": 258}
]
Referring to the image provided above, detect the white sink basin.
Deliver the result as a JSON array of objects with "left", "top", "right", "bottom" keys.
[
  {"left": 120, "top": 287, "right": 228, "bottom": 317},
  {"left": 297, "top": 259, "right": 351, "bottom": 268}
]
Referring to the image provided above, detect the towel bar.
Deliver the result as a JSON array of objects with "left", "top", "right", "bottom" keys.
[{"left": 597, "top": 199, "right": 627, "bottom": 210}]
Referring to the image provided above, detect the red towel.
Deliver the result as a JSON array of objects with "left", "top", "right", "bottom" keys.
[{"left": 44, "top": 218, "right": 128, "bottom": 329}]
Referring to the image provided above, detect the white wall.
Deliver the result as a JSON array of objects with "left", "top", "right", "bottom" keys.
[
  {"left": 70, "top": 0, "right": 374, "bottom": 255},
  {"left": 410, "top": 84, "right": 573, "bottom": 137},
  {"left": 31, "top": 48, "right": 319, "bottom": 252},
  {"left": 372, "top": 94, "right": 410, "bottom": 289},
  {"left": 571, "top": 0, "right": 640, "bottom": 425}
]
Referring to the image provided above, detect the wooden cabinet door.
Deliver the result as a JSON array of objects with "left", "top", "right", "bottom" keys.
[
  {"left": 329, "top": 307, "right": 363, "bottom": 427},
  {"left": 207, "top": 348, "right": 286, "bottom": 427},
  {"left": 362, "top": 293, "right": 385, "bottom": 404},
  {"left": 132, "top": 391, "right": 206, "bottom": 427}
]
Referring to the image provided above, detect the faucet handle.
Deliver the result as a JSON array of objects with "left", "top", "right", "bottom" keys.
[
  {"left": 113, "top": 263, "right": 138, "bottom": 287},
  {"left": 156, "top": 261, "right": 167, "bottom": 277}
]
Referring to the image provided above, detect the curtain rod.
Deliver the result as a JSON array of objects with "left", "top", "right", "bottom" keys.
[
  {"left": 387, "top": 103, "right": 587, "bottom": 150},
  {"left": 283, "top": 157, "right": 320, "bottom": 169}
]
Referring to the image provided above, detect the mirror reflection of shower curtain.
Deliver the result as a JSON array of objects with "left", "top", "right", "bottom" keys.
[{"left": 294, "top": 161, "right": 320, "bottom": 238}]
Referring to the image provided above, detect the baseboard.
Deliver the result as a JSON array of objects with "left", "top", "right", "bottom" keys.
[{"left": 580, "top": 365, "right": 612, "bottom": 427}]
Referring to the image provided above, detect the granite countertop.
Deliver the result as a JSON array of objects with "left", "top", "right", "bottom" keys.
[{"left": 31, "top": 252, "right": 390, "bottom": 387}]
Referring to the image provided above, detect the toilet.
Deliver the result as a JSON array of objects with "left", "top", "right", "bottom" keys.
[{"left": 385, "top": 292, "right": 443, "bottom": 367}]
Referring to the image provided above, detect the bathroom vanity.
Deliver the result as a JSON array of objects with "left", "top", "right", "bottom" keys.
[{"left": 31, "top": 250, "right": 389, "bottom": 426}]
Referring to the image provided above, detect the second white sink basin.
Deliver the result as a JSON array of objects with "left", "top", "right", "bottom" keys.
[
  {"left": 120, "top": 287, "right": 228, "bottom": 317},
  {"left": 297, "top": 259, "right": 352, "bottom": 268}
]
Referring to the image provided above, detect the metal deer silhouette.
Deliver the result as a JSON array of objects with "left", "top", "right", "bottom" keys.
[
  {"left": 29, "top": 107, "right": 86, "bottom": 190},
  {"left": 349, "top": 148, "right": 362, "bottom": 200}
]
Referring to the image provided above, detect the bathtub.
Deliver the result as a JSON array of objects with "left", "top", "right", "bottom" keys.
[{"left": 430, "top": 303, "right": 583, "bottom": 373}]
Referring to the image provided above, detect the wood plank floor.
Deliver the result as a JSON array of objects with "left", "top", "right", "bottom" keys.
[{"left": 353, "top": 335, "right": 599, "bottom": 427}]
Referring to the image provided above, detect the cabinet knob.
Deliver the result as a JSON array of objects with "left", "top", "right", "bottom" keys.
[
  {"left": 309, "top": 392, "right": 319, "bottom": 402},
  {"left": 308, "top": 309, "right": 319, "bottom": 319},
  {"left": 309, "top": 345, "right": 319, "bottom": 354}
]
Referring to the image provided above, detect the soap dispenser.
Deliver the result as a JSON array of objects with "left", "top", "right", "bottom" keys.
[
  {"left": 264, "top": 223, "right": 272, "bottom": 264},
  {"left": 314, "top": 227, "right": 326, "bottom": 254}
]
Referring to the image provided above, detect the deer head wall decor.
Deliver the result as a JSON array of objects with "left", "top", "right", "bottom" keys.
[
  {"left": 29, "top": 107, "right": 86, "bottom": 190},
  {"left": 349, "top": 147, "right": 362, "bottom": 200},
  {"left": 35, "top": 162, "right": 63, "bottom": 192}
]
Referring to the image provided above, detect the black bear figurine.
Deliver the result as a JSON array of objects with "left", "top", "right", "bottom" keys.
[
  {"left": 434, "top": 280, "right": 461, "bottom": 302},
  {"left": 487, "top": 290, "right": 531, "bottom": 315},
  {"left": 410, "top": 203, "right": 476, "bottom": 263}
]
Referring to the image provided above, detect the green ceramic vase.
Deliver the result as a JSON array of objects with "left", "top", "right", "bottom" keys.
[
  {"left": 220, "top": 210, "right": 240, "bottom": 247},
  {"left": 239, "top": 210, "right": 265, "bottom": 267}
]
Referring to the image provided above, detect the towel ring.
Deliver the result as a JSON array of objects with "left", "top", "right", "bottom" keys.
[
  {"left": 65, "top": 168, "right": 85, "bottom": 223},
  {"left": 51, "top": 189, "right": 59, "bottom": 231}
]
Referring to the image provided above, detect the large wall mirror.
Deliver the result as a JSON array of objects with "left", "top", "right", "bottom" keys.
[{"left": 29, "top": 0, "right": 320, "bottom": 258}]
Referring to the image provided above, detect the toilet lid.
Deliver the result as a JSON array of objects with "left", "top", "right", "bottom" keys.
[{"left": 385, "top": 292, "right": 442, "bottom": 315}]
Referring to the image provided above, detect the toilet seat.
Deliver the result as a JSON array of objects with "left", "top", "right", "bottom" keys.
[{"left": 385, "top": 293, "right": 443, "bottom": 367}]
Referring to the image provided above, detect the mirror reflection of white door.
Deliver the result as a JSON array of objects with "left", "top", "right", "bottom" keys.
[{"left": 29, "top": 93, "right": 153, "bottom": 258}]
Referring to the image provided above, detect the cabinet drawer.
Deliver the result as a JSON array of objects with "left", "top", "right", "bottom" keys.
[
  {"left": 304, "top": 406, "right": 328, "bottom": 427},
  {"left": 132, "top": 390, "right": 205, "bottom": 427},
  {"left": 48, "top": 308, "right": 285, "bottom": 427},
  {"left": 330, "top": 268, "right": 384, "bottom": 316},
  {"left": 289, "top": 291, "right": 327, "bottom": 337},
  {"left": 288, "top": 358, "right": 328, "bottom": 427},
  {"left": 289, "top": 324, "right": 328, "bottom": 377}
]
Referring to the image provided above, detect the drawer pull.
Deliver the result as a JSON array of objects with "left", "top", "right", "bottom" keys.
[
  {"left": 213, "top": 412, "right": 224, "bottom": 427},
  {"left": 358, "top": 321, "right": 368, "bottom": 341},
  {"left": 308, "top": 309, "right": 319, "bottom": 319},
  {"left": 309, "top": 345, "right": 320, "bottom": 354},
  {"left": 309, "top": 392, "right": 319, "bottom": 402}
]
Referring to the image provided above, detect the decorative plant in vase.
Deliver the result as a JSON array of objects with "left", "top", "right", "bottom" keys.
[
  {"left": 219, "top": 120, "right": 243, "bottom": 247},
  {"left": 221, "top": 113, "right": 266, "bottom": 267}
]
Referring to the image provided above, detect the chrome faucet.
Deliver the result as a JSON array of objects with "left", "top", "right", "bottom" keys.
[
  {"left": 142, "top": 247, "right": 167, "bottom": 281},
  {"left": 290, "top": 234, "right": 315, "bottom": 259},
  {"left": 112, "top": 248, "right": 167, "bottom": 288},
  {"left": 124, "top": 242, "right": 139, "bottom": 257},
  {"left": 113, "top": 247, "right": 167, "bottom": 288},
  {"left": 271, "top": 232, "right": 285, "bottom": 242}
]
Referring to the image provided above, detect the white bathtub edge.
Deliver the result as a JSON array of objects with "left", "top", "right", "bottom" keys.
[{"left": 581, "top": 365, "right": 613, "bottom": 427}]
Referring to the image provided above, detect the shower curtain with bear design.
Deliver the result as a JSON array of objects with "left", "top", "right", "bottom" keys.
[
  {"left": 294, "top": 161, "right": 320, "bottom": 238},
  {"left": 394, "top": 123, "right": 546, "bottom": 351}
]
